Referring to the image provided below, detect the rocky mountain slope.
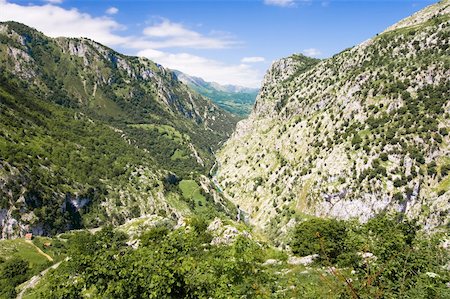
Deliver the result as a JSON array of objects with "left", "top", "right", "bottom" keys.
[
  {"left": 217, "top": 0, "right": 450, "bottom": 239},
  {"left": 174, "top": 70, "right": 259, "bottom": 117},
  {"left": 0, "top": 22, "right": 238, "bottom": 238}
]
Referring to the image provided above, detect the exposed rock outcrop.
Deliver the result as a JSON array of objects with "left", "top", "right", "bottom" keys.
[{"left": 217, "top": 0, "right": 450, "bottom": 237}]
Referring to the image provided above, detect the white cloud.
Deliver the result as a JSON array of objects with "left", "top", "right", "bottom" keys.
[
  {"left": 264, "top": 0, "right": 295, "bottom": 7},
  {"left": 106, "top": 7, "right": 119, "bottom": 15},
  {"left": 0, "top": 1, "right": 126, "bottom": 45},
  {"left": 0, "top": 0, "right": 262, "bottom": 87},
  {"left": 303, "top": 48, "right": 321, "bottom": 57},
  {"left": 143, "top": 20, "right": 195, "bottom": 38},
  {"left": 138, "top": 49, "right": 263, "bottom": 88},
  {"left": 142, "top": 19, "right": 236, "bottom": 49},
  {"left": 241, "top": 56, "right": 265, "bottom": 63},
  {"left": 44, "top": 0, "right": 63, "bottom": 4}
]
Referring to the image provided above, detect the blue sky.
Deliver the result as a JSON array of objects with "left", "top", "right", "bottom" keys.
[{"left": 0, "top": 0, "right": 435, "bottom": 87}]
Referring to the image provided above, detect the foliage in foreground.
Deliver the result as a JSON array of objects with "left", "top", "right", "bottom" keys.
[
  {"left": 34, "top": 224, "right": 273, "bottom": 299},
  {"left": 290, "top": 214, "right": 450, "bottom": 298},
  {"left": 17, "top": 214, "right": 449, "bottom": 299}
]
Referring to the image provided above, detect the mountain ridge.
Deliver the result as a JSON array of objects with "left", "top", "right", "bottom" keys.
[
  {"left": 0, "top": 21, "right": 238, "bottom": 238},
  {"left": 217, "top": 0, "right": 450, "bottom": 239}
]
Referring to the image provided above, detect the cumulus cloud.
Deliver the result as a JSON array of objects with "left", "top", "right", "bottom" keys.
[
  {"left": 138, "top": 49, "right": 262, "bottom": 87},
  {"left": 142, "top": 19, "right": 236, "bottom": 49},
  {"left": 0, "top": 1, "right": 126, "bottom": 45},
  {"left": 264, "top": 0, "right": 295, "bottom": 7},
  {"left": 241, "top": 56, "right": 265, "bottom": 63},
  {"left": 106, "top": 7, "right": 119, "bottom": 15},
  {"left": 303, "top": 48, "right": 321, "bottom": 57},
  {"left": 0, "top": 0, "right": 262, "bottom": 87}
]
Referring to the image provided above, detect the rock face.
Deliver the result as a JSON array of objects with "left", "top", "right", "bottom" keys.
[
  {"left": 217, "top": 0, "right": 450, "bottom": 237},
  {"left": 207, "top": 218, "right": 251, "bottom": 245}
]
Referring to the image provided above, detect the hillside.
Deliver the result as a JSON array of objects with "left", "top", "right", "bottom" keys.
[
  {"left": 1, "top": 3, "right": 450, "bottom": 298},
  {"left": 217, "top": 0, "right": 450, "bottom": 239},
  {"left": 174, "top": 70, "right": 259, "bottom": 116},
  {"left": 0, "top": 22, "right": 238, "bottom": 238}
]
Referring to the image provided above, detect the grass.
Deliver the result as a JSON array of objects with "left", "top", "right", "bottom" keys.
[
  {"left": 88, "top": 90, "right": 124, "bottom": 118},
  {"left": 32, "top": 237, "right": 66, "bottom": 262},
  {"left": 296, "top": 179, "right": 313, "bottom": 212},
  {"left": 166, "top": 193, "right": 192, "bottom": 214},
  {"left": 171, "top": 148, "right": 188, "bottom": 160},
  {"left": 120, "top": 218, "right": 148, "bottom": 231},
  {"left": 179, "top": 180, "right": 206, "bottom": 204},
  {"left": 435, "top": 175, "right": 450, "bottom": 193},
  {"left": 359, "top": 129, "right": 371, "bottom": 138},
  {"left": 129, "top": 124, "right": 190, "bottom": 144},
  {"left": 0, "top": 239, "right": 51, "bottom": 271}
]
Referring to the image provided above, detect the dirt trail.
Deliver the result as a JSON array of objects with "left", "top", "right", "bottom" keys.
[{"left": 25, "top": 240, "right": 53, "bottom": 262}]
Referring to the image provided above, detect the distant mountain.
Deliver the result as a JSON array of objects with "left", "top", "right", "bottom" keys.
[
  {"left": 174, "top": 70, "right": 259, "bottom": 117},
  {"left": 0, "top": 21, "right": 238, "bottom": 237}
]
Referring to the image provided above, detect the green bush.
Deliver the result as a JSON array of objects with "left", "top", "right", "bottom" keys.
[
  {"left": 0, "top": 257, "right": 30, "bottom": 298},
  {"left": 290, "top": 218, "right": 350, "bottom": 263}
]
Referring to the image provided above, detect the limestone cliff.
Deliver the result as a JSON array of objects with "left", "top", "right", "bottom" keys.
[{"left": 217, "top": 0, "right": 450, "bottom": 238}]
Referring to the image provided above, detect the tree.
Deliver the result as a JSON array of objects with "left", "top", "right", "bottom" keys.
[{"left": 0, "top": 257, "right": 30, "bottom": 298}]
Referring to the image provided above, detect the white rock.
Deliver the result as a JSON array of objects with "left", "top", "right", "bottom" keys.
[
  {"left": 287, "top": 254, "right": 319, "bottom": 266},
  {"left": 262, "top": 259, "right": 281, "bottom": 266},
  {"left": 425, "top": 272, "right": 440, "bottom": 278}
]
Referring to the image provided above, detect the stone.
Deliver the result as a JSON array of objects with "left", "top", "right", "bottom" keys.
[{"left": 287, "top": 254, "right": 319, "bottom": 266}]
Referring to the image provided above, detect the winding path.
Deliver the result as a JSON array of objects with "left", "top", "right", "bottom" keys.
[
  {"left": 25, "top": 240, "right": 53, "bottom": 262},
  {"left": 16, "top": 261, "right": 62, "bottom": 299}
]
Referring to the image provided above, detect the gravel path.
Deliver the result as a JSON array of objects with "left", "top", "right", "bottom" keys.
[{"left": 16, "top": 261, "right": 62, "bottom": 299}]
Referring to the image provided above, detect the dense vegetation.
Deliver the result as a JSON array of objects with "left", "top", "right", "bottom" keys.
[
  {"left": 0, "top": 66, "right": 236, "bottom": 235},
  {"left": 0, "top": 20, "right": 244, "bottom": 244},
  {"left": 0, "top": 236, "right": 66, "bottom": 298},
  {"left": 0, "top": 75, "right": 157, "bottom": 233},
  {"left": 11, "top": 214, "right": 448, "bottom": 299},
  {"left": 0, "top": 21, "right": 240, "bottom": 237},
  {"left": 290, "top": 215, "right": 450, "bottom": 298},
  {"left": 0, "top": 21, "right": 238, "bottom": 178}
]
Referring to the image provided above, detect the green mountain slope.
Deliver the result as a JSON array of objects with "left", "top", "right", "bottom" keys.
[
  {"left": 1, "top": 5, "right": 450, "bottom": 299},
  {"left": 174, "top": 70, "right": 259, "bottom": 117},
  {"left": 217, "top": 0, "right": 450, "bottom": 239},
  {"left": 0, "top": 22, "right": 238, "bottom": 237}
]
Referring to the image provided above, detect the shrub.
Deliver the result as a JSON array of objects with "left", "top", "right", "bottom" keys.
[{"left": 290, "top": 218, "right": 349, "bottom": 263}]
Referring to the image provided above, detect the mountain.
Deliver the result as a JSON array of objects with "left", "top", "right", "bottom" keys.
[
  {"left": 217, "top": 0, "right": 450, "bottom": 239},
  {"left": 2, "top": 4, "right": 450, "bottom": 299},
  {"left": 0, "top": 21, "right": 239, "bottom": 237},
  {"left": 174, "top": 70, "right": 259, "bottom": 117}
]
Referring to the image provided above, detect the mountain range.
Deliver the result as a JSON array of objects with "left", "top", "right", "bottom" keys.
[
  {"left": 0, "top": 1, "right": 449, "bottom": 298},
  {"left": 174, "top": 70, "right": 259, "bottom": 117}
]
